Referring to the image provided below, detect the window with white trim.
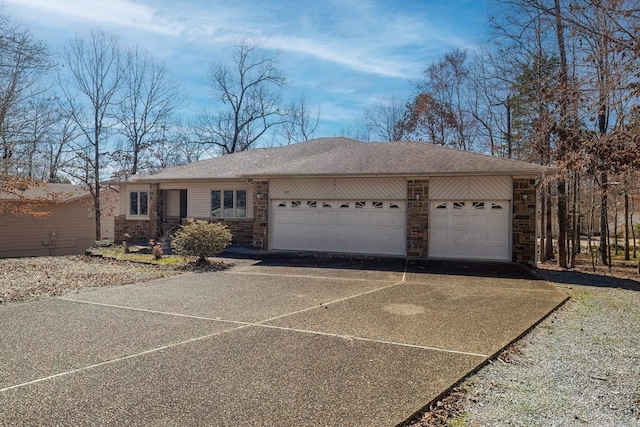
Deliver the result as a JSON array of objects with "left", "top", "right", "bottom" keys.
[
  {"left": 211, "top": 189, "right": 247, "bottom": 218},
  {"left": 129, "top": 191, "right": 149, "bottom": 216}
]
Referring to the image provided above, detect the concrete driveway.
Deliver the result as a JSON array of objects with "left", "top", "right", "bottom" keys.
[{"left": 0, "top": 256, "right": 567, "bottom": 426}]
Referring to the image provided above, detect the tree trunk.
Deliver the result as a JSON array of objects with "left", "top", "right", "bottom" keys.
[
  {"left": 624, "top": 187, "right": 630, "bottom": 261},
  {"left": 540, "top": 184, "right": 547, "bottom": 262},
  {"left": 558, "top": 178, "right": 568, "bottom": 268},
  {"left": 570, "top": 171, "right": 579, "bottom": 268},
  {"left": 545, "top": 189, "right": 554, "bottom": 260},
  {"left": 553, "top": 0, "right": 569, "bottom": 269},
  {"left": 94, "top": 125, "right": 101, "bottom": 242},
  {"left": 599, "top": 171, "right": 608, "bottom": 265}
]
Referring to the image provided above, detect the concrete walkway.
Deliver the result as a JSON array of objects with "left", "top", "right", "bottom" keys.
[{"left": 0, "top": 257, "right": 567, "bottom": 426}]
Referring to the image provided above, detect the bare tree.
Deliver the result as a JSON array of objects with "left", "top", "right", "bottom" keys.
[
  {"left": 46, "top": 107, "right": 78, "bottom": 183},
  {"left": 278, "top": 95, "right": 319, "bottom": 144},
  {"left": 362, "top": 96, "right": 406, "bottom": 141},
  {"left": 114, "top": 45, "right": 185, "bottom": 177},
  {"left": 16, "top": 96, "right": 56, "bottom": 179},
  {"left": 196, "top": 41, "right": 288, "bottom": 154},
  {"left": 413, "top": 49, "right": 477, "bottom": 150},
  {"left": 60, "top": 29, "right": 122, "bottom": 240},
  {"left": 0, "top": 14, "right": 51, "bottom": 175}
]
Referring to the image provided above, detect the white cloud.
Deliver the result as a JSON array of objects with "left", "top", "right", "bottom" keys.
[
  {"left": 5, "top": 0, "right": 464, "bottom": 79},
  {"left": 5, "top": 0, "right": 184, "bottom": 36},
  {"left": 3, "top": 0, "right": 485, "bottom": 137}
]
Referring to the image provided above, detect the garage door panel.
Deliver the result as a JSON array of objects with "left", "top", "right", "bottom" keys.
[
  {"left": 271, "top": 200, "right": 405, "bottom": 256},
  {"left": 429, "top": 199, "right": 510, "bottom": 261}
]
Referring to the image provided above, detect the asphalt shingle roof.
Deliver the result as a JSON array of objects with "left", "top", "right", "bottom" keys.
[
  {"left": 130, "top": 137, "right": 548, "bottom": 182},
  {"left": 0, "top": 183, "right": 92, "bottom": 202}
]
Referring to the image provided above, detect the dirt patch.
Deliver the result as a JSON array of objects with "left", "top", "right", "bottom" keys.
[{"left": 0, "top": 255, "right": 185, "bottom": 304}]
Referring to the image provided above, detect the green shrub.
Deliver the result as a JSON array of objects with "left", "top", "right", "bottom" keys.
[{"left": 170, "top": 219, "right": 232, "bottom": 263}]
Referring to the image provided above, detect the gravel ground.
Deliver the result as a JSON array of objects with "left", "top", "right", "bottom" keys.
[
  {"left": 0, "top": 255, "right": 183, "bottom": 304},
  {"left": 412, "top": 260, "right": 640, "bottom": 427}
]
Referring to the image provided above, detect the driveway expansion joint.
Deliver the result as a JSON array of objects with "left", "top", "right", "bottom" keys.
[{"left": 223, "top": 270, "right": 395, "bottom": 283}]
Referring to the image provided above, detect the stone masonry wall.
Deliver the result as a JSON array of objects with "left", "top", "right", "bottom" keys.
[
  {"left": 406, "top": 179, "right": 429, "bottom": 258},
  {"left": 114, "top": 216, "right": 153, "bottom": 244},
  {"left": 149, "top": 184, "right": 161, "bottom": 239},
  {"left": 252, "top": 180, "right": 269, "bottom": 250},
  {"left": 513, "top": 178, "right": 537, "bottom": 266},
  {"left": 186, "top": 218, "right": 255, "bottom": 247},
  {"left": 161, "top": 216, "right": 182, "bottom": 237}
]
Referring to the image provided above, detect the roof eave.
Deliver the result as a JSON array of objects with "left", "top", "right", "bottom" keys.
[{"left": 242, "top": 170, "right": 548, "bottom": 179}]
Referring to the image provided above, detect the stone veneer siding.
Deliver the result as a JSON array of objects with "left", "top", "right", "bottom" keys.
[
  {"left": 252, "top": 180, "right": 269, "bottom": 250},
  {"left": 116, "top": 180, "right": 268, "bottom": 250},
  {"left": 114, "top": 216, "right": 155, "bottom": 244},
  {"left": 512, "top": 178, "right": 537, "bottom": 266},
  {"left": 149, "top": 184, "right": 161, "bottom": 240},
  {"left": 183, "top": 218, "right": 254, "bottom": 247},
  {"left": 114, "top": 184, "right": 162, "bottom": 244},
  {"left": 160, "top": 216, "right": 182, "bottom": 236},
  {"left": 406, "top": 179, "right": 429, "bottom": 258}
]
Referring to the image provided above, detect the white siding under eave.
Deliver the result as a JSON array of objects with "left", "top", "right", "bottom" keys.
[
  {"left": 158, "top": 181, "right": 253, "bottom": 218},
  {"left": 270, "top": 178, "right": 407, "bottom": 200},
  {"left": 119, "top": 184, "right": 151, "bottom": 217},
  {"left": 429, "top": 176, "right": 512, "bottom": 200}
]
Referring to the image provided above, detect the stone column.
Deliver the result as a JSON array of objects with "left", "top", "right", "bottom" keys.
[
  {"left": 252, "top": 180, "right": 269, "bottom": 250},
  {"left": 406, "top": 179, "right": 429, "bottom": 258},
  {"left": 512, "top": 178, "right": 537, "bottom": 266},
  {"left": 149, "top": 183, "right": 161, "bottom": 240}
]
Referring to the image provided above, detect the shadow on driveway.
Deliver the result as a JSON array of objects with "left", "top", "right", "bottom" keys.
[
  {"left": 533, "top": 268, "right": 640, "bottom": 291},
  {"left": 219, "top": 250, "right": 540, "bottom": 280}
]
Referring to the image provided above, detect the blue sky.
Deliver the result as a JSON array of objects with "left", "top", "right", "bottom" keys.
[{"left": 4, "top": 0, "right": 490, "bottom": 138}]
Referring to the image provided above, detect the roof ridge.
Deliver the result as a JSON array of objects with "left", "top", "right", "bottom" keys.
[
  {"left": 242, "top": 139, "right": 365, "bottom": 176},
  {"left": 374, "top": 140, "right": 547, "bottom": 167}
]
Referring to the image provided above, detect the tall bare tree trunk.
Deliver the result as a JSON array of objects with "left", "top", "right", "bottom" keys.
[
  {"left": 624, "top": 183, "right": 630, "bottom": 261},
  {"left": 554, "top": 0, "right": 569, "bottom": 268},
  {"left": 539, "top": 184, "right": 547, "bottom": 262},
  {"left": 570, "top": 170, "right": 579, "bottom": 268},
  {"left": 545, "top": 189, "right": 554, "bottom": 260}
]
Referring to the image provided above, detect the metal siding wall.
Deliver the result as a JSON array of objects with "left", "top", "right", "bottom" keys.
[
  {"left": 271, "top": 178, "right": 406, "bottom": 200},
  {"left": 430, "top": 176, "right": 512, "bottom": 200}
]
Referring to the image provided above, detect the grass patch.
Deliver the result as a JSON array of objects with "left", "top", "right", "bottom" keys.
[
  {"left": 93, "top": 246, "right": 188, "bottom": 266},
  {"left": 446, "top": 413, "right": 468, "bottom": 427}
]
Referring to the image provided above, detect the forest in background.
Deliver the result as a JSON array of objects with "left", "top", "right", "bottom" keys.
[{"left": 0, "top": 0, "right": 639, "bottom": 269}]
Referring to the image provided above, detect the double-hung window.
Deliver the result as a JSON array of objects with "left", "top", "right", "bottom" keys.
[
  {"left": 211, "top": 189, "right": 246, "bottom": 218},
  {"left": 129, "top": 191, "right": 149, "bottom": 216}
]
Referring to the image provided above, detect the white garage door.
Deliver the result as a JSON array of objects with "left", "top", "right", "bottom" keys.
[
  {"left": 429, "top": 200, "right": 510, "bottom": 261},
  {"left": 271, "top": 200, "right": 406, "bottom": 256}
]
